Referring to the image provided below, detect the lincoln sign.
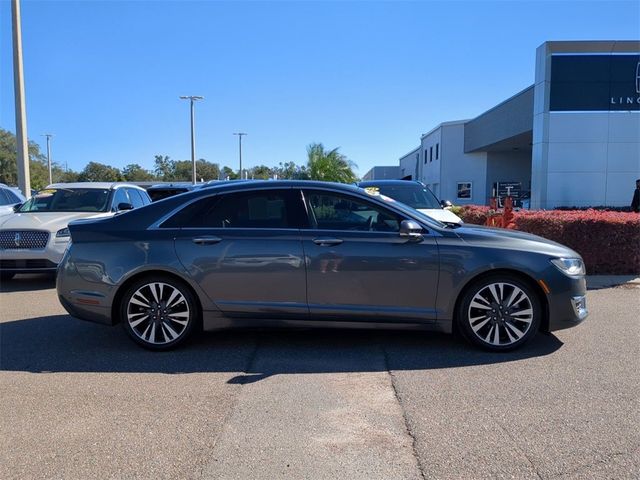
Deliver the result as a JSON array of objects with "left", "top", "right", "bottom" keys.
[{"left": 549, "top": 54, "right": 640, "bottom": 111}]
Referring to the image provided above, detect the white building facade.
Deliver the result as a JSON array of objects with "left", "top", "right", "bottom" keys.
[{"left": 398, "top": 41, "right": 640, "bottom": 208}]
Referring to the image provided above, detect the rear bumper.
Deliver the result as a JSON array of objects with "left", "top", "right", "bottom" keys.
[
  {"left": 58, "top": 293, "right": 114, "bottom": 326},
  {"left": 56, "top": 249, "right": 115, "bottom": 326}
]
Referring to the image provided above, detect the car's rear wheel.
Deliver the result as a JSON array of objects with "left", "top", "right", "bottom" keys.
[
  {"left": 457, "top": 274, "right": 541, "bottom": 351},
  {"left": 120, "top": 276, "right": 198, "bottom": 350}
]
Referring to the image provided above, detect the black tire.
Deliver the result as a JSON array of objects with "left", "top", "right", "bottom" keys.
[
  {"left": 0, "top": 271, "right": 15, "bottom": 282},
  {"left": 457, "top": 274, "right": 541, "bottom": 351},
  {"left": 120, "top": 275, "right": 199, "bottom": 350}
]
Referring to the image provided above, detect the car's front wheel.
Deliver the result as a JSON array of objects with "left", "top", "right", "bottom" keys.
[
  {"left": 120, "top": 276, "right": 198, "bottom": 350},
  {"left": 457, "top": 275, "right": 541, "bottom": 351}
]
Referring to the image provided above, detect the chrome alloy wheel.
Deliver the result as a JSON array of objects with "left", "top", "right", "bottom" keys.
[
  {"left": 126, "top": 282, "right": 191, "bottom": 345},
  {"left": 467, "top": 282, "right": 534, "bottom": 347}
]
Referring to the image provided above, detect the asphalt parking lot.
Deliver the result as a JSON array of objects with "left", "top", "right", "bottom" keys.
[{"left": 1, "top": 275, "right": 638, "bottom": 479}]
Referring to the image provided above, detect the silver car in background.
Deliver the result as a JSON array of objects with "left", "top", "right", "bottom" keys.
[
  {"left": 0, "top": 182, "right": 151, "bottom": 280},
  {"left": 0, "top": 183, "right": 27, "bottom": 217},
  {"left": 57, "top": 181, "right": 588, "bottom": 351}
]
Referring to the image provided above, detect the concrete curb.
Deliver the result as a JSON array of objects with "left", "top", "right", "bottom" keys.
[{"left": 586, "top": 275, "right": 640, "bottom": 290}]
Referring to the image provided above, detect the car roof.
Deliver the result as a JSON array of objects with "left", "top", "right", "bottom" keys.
[
  {"left": 45, "top": 182, "right": 147, "bottom": 191},
  {"left": 147, "top": 182, "right": 204, "bottom": 190},
  {"left": 194, "top": 179, "right": 363, "bottom": 194},
  {"left": 358, "top": 180, "right": 422, "bottom": 187}
]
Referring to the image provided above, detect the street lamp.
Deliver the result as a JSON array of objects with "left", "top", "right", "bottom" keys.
[
  {"left": 179, "top": 95, "right": 204, "bottom": 184},
  {"left": 42, "top": 133, "right": 53, "bottom": 185},
  {"left": 12, "top": 0, "right": 31, "bottom": 198},
  {"left": 233, "top": 132, "right": 247, "bottom": 179}
]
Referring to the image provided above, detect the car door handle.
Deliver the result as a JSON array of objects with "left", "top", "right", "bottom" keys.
[
  {"left": 192, "top": 236, "right": 222, "bottom": 245},
  {"left": 312, "top": 237, "right": 343, "bottom": 246}
]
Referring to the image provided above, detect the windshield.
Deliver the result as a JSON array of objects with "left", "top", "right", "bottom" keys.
[
  {"left": 363, "top": 184, "right": 441, "bottom": 209},
  {"left": 19, "top": 188, "right": 111, "bottom": 213}
]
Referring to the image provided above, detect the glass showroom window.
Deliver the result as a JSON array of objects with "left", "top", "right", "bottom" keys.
[{"left": 457, "top": 182, "right": 472, "bottom": 200}]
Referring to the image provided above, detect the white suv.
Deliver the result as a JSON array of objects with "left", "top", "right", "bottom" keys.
[{"left": 0, "top": 182, "right": 151, "bottom": 280}]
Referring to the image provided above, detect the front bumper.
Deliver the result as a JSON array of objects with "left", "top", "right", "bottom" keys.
[
  {"left": 0, "top": 236, "right": 69, "bottom": 274},
  {"left": 545, "top": 273, "right": 588, "bottom": 331}
]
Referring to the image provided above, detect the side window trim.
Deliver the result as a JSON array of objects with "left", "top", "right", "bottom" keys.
[{"left": 158, "top": 188, "right": 303, "bottom": 230}]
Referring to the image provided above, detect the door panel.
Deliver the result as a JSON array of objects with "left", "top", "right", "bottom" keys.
[
  {"left": 301, "top": 189, "right": 439, "bottom": 322},
  {"left": 175, "top": 229, "right": 307, "bottom": 317},
  {"left": 303, "top": 230, "right": 439, "bottom": 322},
  {"left": 170, "top": 188, "right": 308, "bottom": 318}
]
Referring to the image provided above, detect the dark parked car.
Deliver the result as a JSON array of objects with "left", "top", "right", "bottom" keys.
[
  {"left": 57, "top": 181, "right": 587, "bottom": 351},
  {"left": 146, "top": 182, "right": 218, "bottom": 202}
]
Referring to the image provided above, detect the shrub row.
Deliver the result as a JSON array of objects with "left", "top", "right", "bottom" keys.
[{"left": 455, "top": 206, "right": 640, "bottom": 275}]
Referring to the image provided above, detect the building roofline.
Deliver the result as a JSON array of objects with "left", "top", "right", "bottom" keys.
[
  {"left": 420, "top": 120, "right": 470, "bottom": 139},
  {"left": 540, "top": 40, "right": 640, "bottom": 54},
  {"left": 467, "top": 85, "right": 534, "bottom": 123},
  {"left": 399, "top": 146, "right": 420, "bottom": 159}
]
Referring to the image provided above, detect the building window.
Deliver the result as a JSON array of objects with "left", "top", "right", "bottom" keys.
[
  {"left": 436, "top": 143, "right": 439, "bottom": 160},
  {"left": 424, "top": 149, "right": 428, "bottom": 164},
  {"left": 429, "top": 146, "right": 433, "bottom": 162},
  {"left": 457, "top": 182, "right": 472, "bottom": 200}
]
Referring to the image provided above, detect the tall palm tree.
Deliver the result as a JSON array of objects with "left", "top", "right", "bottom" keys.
[{"left": 306, "top": 143, "right": 357, "bottom": 183}]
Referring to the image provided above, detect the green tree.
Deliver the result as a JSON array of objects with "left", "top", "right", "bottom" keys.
[
  {"left": 153, "top": 155, "right": 175, "bottom": 180},
  {"left": 221, "top": 166, "right": 239, "bottom": 180},
  {"left": 55, "top": 169, "right": 80, "bottom": 183},
  {"left": 122, "top": 163, "right": 155, "bottom": 182},
  {"left": 274, "top": 161, "right": 309, "bottom": 180},
  {"left": 247, "top": 165, "right": 273, "bottom": 180},
  {"left": 0, "top": 128, "right": 61, "bottom": 190},
  {"left": 78, "top": 162, "right": 122, "bottom": 182},
  {"left": 173, "top": 159, "right": 221, "bottom": 182},
  {"left": 306, "top": 143, "right": 357, "bottom": 183}
]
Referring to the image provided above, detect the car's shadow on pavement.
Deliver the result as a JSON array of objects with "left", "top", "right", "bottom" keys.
[
  {"left": 0, "top": 274, "right": 56, "bottom": 292},
  {"left": 0, "top": 314, "right": 564, "bottom": 379}
]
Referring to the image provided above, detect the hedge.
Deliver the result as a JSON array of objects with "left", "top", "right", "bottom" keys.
[{"left": 455, "top": 206, "right": 640, "bottom": 275}]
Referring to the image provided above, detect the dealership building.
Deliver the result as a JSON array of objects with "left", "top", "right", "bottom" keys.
[{"left": 384, "top": 41, "right": 640, "bottom": 208}]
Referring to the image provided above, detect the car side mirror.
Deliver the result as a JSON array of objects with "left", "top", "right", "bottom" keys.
[
  {"left": 440, "top": 200, "right": 453, "bottom": 209},
  {"left": 399, "top": 220, "right": 423, "bottom": 241},
  {"left": 13, "top": 203, "right": 23, "bottom": 212},
  {"left": 117, "top": 202, "right": 133, "bottom": 211}
]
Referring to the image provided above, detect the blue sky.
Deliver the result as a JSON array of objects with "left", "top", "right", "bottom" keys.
[{"left": 1, "top": 0, "right": 639, "bottom": 176}]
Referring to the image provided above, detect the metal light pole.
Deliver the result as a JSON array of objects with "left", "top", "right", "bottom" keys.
[
  {"left": 12, "top": 0, "right": 31, "bottom": 198},
  {"left": 179, "top": 95, "right": 204, "bottom": 184},
  {"left": 233, "top": 132, "right": 246, "bottom": 179},
  {"left": 42, "top": 134, "right": 53, "bottom": 185}
]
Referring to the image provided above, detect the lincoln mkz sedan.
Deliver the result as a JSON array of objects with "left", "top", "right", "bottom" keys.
[{"left": 56, "top": 181, "right": 588, "bottom": 351}]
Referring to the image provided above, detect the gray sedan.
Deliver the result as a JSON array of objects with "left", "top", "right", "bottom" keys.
[{"left": 56, "top": 181, "right": 588, "bottom": 351}]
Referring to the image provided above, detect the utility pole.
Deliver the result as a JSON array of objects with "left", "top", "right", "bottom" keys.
[
  {"left": 179, "top": 95, "right": 204, "bottom": 184},
  {"left": 42, "top": 134, "right": 53, "bottom": 185},
  {"left": 233, "top": 132, "right": 247, "bottom": 179},
  {"left": 12, "top": 0, "right": 31, "bottom": 198}
]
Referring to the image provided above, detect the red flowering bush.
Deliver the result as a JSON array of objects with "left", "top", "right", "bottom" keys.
[
  {"left": 456, "top": 205, "right": 490, "bottom": 225},
  {"left": 455, "top": 206, "right": 640, "bottom": 274}
]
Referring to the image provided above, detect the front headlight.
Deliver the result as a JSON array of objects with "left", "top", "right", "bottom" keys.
[
  {"left": 550, "top": 258, "right": 585, "bottom": 276},
  {"left": 56, "top": 227, "right": 70, "bottom": 238}
]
